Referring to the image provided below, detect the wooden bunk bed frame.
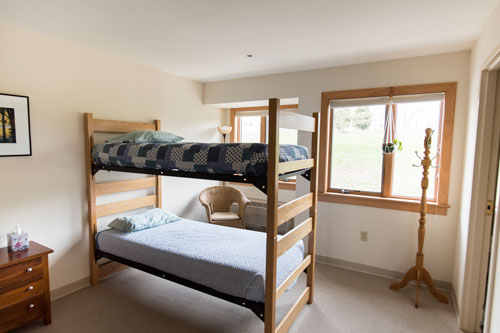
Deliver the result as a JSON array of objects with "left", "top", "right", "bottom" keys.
[{"left": 84, "top": 98, "right": 320, "bottom": 333}]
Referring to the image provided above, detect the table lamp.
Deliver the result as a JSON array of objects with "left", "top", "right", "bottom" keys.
[{"left": 217, "top": 126, "right": 232, "bottom": 143}]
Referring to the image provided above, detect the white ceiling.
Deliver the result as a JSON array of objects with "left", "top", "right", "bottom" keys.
[{"left": 0, "top": 0, "right": 498, "bottom": 82}]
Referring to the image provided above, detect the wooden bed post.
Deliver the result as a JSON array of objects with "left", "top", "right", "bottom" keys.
[
  {"left": 84, "top": 114, "right": 163, "bottom": 286},
  {"left": 265, "top": 100, "right": 319, "bottom": 332},
  {"left": 154, "top": 119, "right": 162, "bottom": 209},
  {"left": 84, "top": 113, "right": 99, "bottom": 286},
  {"left": 265, "top": 98, "right": 280, "bottom": 333},
  {"left": 307, "top": 112, "right": 319, "bottom": 304}
]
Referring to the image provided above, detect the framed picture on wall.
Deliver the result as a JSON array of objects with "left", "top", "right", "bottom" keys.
[{"left": 0, "top": 93, "right": 31, "bottom": 157}]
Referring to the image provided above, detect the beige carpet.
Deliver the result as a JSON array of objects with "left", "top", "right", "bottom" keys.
[{"left": 15, "top": 263, "right": 461, "bottom": 333}]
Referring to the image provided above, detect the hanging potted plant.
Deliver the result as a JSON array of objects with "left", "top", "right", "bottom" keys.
[
  {"left": 382, "top": 98, "right": 403, "bottom": 153},
  {"left": 382, "top": 138, "right": 403, "bottom": 153}
]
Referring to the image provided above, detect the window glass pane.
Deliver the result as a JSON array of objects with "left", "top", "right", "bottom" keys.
[
  {"left": 330, "top": 105, "right": 386, "bottom": 192},
  {"left": 239, "top": 116, "right": 261, "bottom": 142},
  {"left": 392, "top": 101, "right": 442, "bottom": 199}
]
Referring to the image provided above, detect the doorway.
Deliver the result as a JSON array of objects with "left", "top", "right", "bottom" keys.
[{"left": 477, "top": 65, "right": 500, "bottom": 332}]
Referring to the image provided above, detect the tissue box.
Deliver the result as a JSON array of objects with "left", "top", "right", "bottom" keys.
[{"left": 7, "top": 232, "right": 29, "bottom": 252}]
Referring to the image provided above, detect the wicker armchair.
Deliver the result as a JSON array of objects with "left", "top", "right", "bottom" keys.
[{"left": 199, "top": 186, "right": 250, "bottom": 229}]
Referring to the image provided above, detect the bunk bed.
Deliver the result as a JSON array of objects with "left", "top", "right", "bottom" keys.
[{"left": 84, "top": 98, "right": 319, "bottom": 333}]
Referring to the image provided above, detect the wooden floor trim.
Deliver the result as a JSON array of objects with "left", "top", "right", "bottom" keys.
[
  {"left": 315, "top": 254, "right": 453, "bottom": 291},
  {"left": 50, "top": 277, "right": 89, "bottom": 301}
]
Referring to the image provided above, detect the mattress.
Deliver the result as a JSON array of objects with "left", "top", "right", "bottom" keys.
[
  {"left": 92, "top": 142, "right": 309, "bottom": 177},
  {"left": 96, "top": 219, "right": 304, "bottom": 303}
]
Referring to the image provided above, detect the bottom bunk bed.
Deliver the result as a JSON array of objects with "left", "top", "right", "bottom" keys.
[{"left": 96, "top": 218, "right": 305, "bottom": 320}]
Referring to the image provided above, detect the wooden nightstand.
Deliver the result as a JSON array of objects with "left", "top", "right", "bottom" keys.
[{"left": 0, "top": 241, "right": 53, "bottom": 332}]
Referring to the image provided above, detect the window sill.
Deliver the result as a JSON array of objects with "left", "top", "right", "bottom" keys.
[
  {"left": 230, "top": 181, "right": 296, "bottom": 191},
  {"left": 318, "top": 192, "right": 449, "bottom": 216}
]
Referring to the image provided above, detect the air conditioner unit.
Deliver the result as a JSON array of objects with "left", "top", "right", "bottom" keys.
[{"left": 243, "top": 199, "right": 293, "bottom": 235}]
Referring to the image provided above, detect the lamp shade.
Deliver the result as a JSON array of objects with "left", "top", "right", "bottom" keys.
[{"left": 217, "top": 126, "right": 232, "bottom": 135}]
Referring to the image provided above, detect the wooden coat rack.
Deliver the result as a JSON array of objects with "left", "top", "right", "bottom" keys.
[{"left": 389, "top": 128, "right": 448, "bottom": 307}]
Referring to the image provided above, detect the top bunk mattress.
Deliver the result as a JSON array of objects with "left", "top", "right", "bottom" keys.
[
  {"left": 92, "top": 142, "right": 309, "bottom": 177},
  {"left": 96, "top": 219, "right": 304, "bottom": 303}
]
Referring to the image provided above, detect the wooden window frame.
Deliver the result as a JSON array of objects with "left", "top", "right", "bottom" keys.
[
  {"left": 230, "top": 104, "right": 299, "bottom": 191},
  {"left": 318, "top": 82, "right": 457, "bottom": 215}
]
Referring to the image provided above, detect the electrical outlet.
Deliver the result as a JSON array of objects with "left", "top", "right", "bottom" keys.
[{"left": 360, "top": 231, "right": 368, "bottom": 241}]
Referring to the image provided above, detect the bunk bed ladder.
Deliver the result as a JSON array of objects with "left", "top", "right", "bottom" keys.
[{"left": 265, "top": 99, "right": 319, "bottom": 333}]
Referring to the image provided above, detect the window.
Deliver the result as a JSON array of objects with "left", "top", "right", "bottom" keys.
[
  {"left": 231, "top": 105, "right": 299, "bottom": 145},
  {"left": 232, "top": 111, "right": 267, "bottom": 144},
  {"left": 319, "top": 83, "right": 457, "bottom": 215},
  {"left": 330, "top": 103, "right": 386, "bottom": 193},
  {"left": 391, "top": 99, "right": 443, "bottom": 200},
  {"left": 230, "top": 104, "right": 299, "bottom": 190}
]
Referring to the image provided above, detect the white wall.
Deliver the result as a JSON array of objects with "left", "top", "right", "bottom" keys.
[
  {"left": 0, "top": 24, "right": 224, "bottom": 291},
  {"left": 454, "top": 2, "right": 500, "bottom": 330},
  {"left": 205, "top": 51, "right": 471, "bottom": 283}
]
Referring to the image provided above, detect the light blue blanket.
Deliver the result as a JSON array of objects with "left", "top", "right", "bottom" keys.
[{"left": 96, "top": 219, "right": 304, "bottom": 303}]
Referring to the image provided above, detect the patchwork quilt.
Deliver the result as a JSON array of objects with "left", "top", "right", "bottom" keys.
[{"left": 92, "top": 142, "right": 309, "bottom": 177}]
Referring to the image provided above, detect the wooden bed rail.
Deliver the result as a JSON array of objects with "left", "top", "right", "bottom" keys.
[
  {"left": 93, "top": 118, "right": 156, "bottom": 133},
  {"left": 277, "top": 192, "right": 313, "bottom": 227},
  {"left": 276, "top": 287, "right": 311, "bottom": 333},
  {"left": 265, "top": 99, "right": 319, "bottom": 333},
  {"left": 277, "top": 218, "right": 313, "bottom": 257},
  {"left": 276, "top": 255, "right": 312, "bottom": 299},
  {"left": 278, "top": 110, "right": 316, "bottom": 132},
  {"left": 96, "top": 195, "right": 157, "bottom": 218},
  {"left": 95, "top": 177, "right": 156, "bottom": 196},
  {"left": 278, "top": 158, "right": 314, "bottom": 174}
]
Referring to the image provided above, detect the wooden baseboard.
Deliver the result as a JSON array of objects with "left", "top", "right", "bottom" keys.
[
  {"left": 451, "top": 287, "right": 460, "bottom": 323},
  {"left": 50, "top": 256, "right": 456, "bottom": 312},
  {"left": 50, "top": 263, "right": 129, "bottom": 302},
  {"left": 50, "top": 277, "right": 89, "bottom": 301},
  {"left": 316, "top": 254, "right": 453, "bottom": 291}
]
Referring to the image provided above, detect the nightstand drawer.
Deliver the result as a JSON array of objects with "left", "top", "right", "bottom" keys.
[
  {"left": 0, "top": 278, "right": 44, "bottom": 309},
  {"left": 0, "top": 258, "right": 43, "bottom": 290},
  {"left": 0, "top": 294, "right": 45, "bottom": 329}
]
